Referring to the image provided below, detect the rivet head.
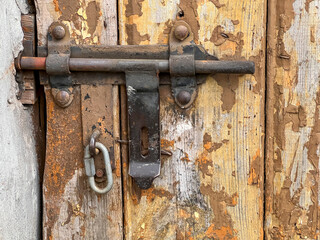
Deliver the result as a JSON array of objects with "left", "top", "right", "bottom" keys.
[
  {"left": 55, "top": 90, "right": 70, "bottom": 106},
  {"left": 177, "top": 90, "right": 191, "bottom": 105},
  {"left": 174, "top": 25, "right": 189, "bottom": 41},
  {"left": 96, "top": 169, "right": 104, "bottom": 178},
  {"left": 52, "top": 25, "right": 66, "bottom": 40}
]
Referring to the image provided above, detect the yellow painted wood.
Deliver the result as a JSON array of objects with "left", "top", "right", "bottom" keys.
[
  {"left": 119, "top": 0, "right": 266, "bottom": 239},
  {"left": 266, "top": 0, "right": 320, "bottom": 239},
  {"left": 35, "top": 0, "right": 122, "bottom": 239}
]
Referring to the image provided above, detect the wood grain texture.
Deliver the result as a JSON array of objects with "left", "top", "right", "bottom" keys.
[
  {"left": 35, "top": 0, "right": 122, "bottom": 239},
  {"left": 119, "top": 0, "right": 266, "bottom": 239},
  {"left": 80, "top": 85, "right": 123, "bottom": 239},
  {"left": 266, "top": 0, "right": 320, "bottom": 239}
]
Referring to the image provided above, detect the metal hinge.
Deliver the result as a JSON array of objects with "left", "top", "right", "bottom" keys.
[{"left": 15, "top": 21, "right": 255, "bottom": 189}]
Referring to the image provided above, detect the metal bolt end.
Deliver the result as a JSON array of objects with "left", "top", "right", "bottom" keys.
[
  {"left": 174, "top": 25, "right": 189, "bottom": 41},
  {"left": 94, "top": 148, "right": 100, "bottom": 155},
  {"left": 177, "top": 90, "right": 191, "bottom": 105},
  {"left": 55, "top": 90, "right": 71, "bottom": 107},
  {"left": 52, "top": 25, "right": 66, "bottom": 40},
  {"left": 96, "top": 169, "right": 104, "bottom": 178}
]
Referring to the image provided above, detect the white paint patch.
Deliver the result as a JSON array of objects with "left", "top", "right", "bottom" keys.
[
  {"left": 0, "top": 0, "right": 40, "bottom": 239},
  {"left": 174, "top": 118, "right": 193, "bottom": 136},
  {"left": 51, "top": 169, "right": 83, "bottom": 239},
  {"left": 127, "top": 85, "right": 136, "bottom": 96}
]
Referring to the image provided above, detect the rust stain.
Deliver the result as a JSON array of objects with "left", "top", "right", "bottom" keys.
[
  {"left": 203, "top": 132, "right": 229, "bottom": 152},
  {"left": 205, "top": 224, "right": 237, "bottom": 240},
  {"left": 201, "top": 185, "right": 238, "bottom": 239},
  {"left": 181, "top": 152, "right": 190, "bottom": 162},
  {"left": 86, "top": 1, "right": 100, "bottom": 35},
  {"left": 209, "top": 0, "right": 225, "bottom": 8},
  {"left": 178, "top": 209, "right": 191, "bottom": 219},
  {"left": 196, "top": 133, "right": 230, "bottom": 177},
  {"left": 126, "top": 23, "right": 150, "bottom": 45},
  {"left": 125, "top": 0, "right": 144, "bottom": 17},
  {"left": 131, "top": 186, "right": 174, "bottom": 205},
  {"left": 53, "top": 0, "right": 60, "bottom": 12},
  {"left": 44, "top": 87, "right": 83, "bottom": 239},
  {"left": 161, "top": 139, "right": 174, "bottom": 149},
  {"left": 196, "top": 152, "right": 213, "bottom": 177},
  {"left": 145, "top": 188, "right": 174, "bottom": 202},
  {"left": 248, "top": 149, "right": 261, "bottom": 185}
]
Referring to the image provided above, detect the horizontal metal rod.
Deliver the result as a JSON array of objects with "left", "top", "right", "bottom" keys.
[{"left": 17, "top": 57, "right": 255, "bottom": 74}]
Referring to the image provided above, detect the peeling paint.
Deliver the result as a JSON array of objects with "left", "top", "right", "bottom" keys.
[
  {"left": 215, "top": 74, "right": 239, "bottom": 112},
  {"left": 126, "top": 23, "right": 150, "bottom": 45},
  {"left": 86, "top": 1, "right": 100, "bottom": 35},
  {"left": 201, "top": 185, "right": 238, "bottom": 239},
  {"left": 125, "top": 0, "right": 144, "bottom": 17}
]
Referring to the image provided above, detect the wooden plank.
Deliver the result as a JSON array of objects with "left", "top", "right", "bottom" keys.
[
  {"left": 34, "top": 0, "right": 122, "bottom": 239},
  {"left": 80, "top": 84, "right": 123, "bottom": 239},
  {"left": 119, "top": 0, "right": 266, "bottom": 239},
  {"left": 266, "top": 0, "right": 320, "bottom": 239}
]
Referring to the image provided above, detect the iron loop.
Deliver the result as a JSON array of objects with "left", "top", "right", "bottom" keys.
[
  {"left": 84, "top": 142, "right": 113, "bottom": 194},
  {"left": 89, "top": 130, "right": 100, "bottom": 156}
]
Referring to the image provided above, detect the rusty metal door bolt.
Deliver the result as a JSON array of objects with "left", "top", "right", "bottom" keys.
[{"left": 15, "top": 20, "right": 255, "bottom": 189}]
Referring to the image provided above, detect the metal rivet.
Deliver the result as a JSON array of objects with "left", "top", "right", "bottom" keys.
[
  {"left": 174, "top": 25, "right": 189, "bottom": 41},
  {"left": 96, "top": 169, "right": 104, "bottom": 178},
  {"left": 52, "top": 25, "right": 66, "bottom": 40},
  {"left": 55, "top": 90, "right": 70, "bottom": 106},
  {"left": 177, "top": 90, "right": 191, "bottom": 105}
]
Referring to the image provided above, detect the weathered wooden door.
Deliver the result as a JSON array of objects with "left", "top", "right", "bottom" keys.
[{"left": 34, "top": 0, "right": 319, "bottom": 239}]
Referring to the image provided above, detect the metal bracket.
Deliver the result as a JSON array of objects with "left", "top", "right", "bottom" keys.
[
  {"left": 126, "top": 67, "right": 160, "bottom": 189},
  {"left": 47, "top": 23, "right": 73, "bottom": 108},
  {"left": 15, "top": 20, "right": 255, "bottom": 189},
  {"left": 170, "top": 21, "right": 197, "bottom": 108}
]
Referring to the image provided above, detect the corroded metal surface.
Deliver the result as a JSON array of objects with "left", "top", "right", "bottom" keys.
[{"left": 126, "top": 70, "right": 160, "bottom": 189}]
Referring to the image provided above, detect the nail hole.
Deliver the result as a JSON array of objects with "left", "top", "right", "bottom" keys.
[
  {"left": 220, "top": 33, "right": 229, "bottom": 38},
  {"left": 178, "top": 10, "right": 184, "bottom": 18}
]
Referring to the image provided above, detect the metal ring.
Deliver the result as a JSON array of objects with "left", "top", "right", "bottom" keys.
[
  {"left": 89, "top": 130, "right": 100, "bottom": 156},
  {"left": 84, "top": 142, "right": 113, "bottom": 194}
]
